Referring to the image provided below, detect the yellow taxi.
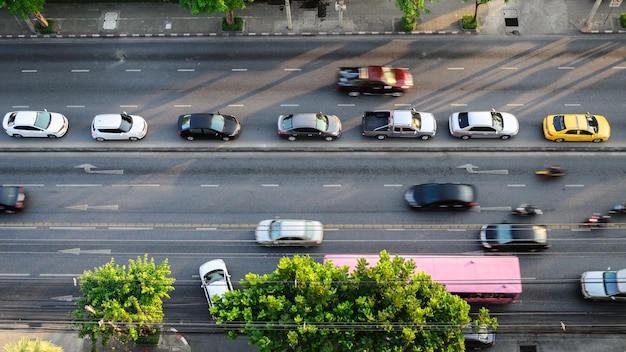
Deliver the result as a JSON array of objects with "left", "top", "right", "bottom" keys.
[{"left": 543, "top": 113, "right": 610, "bottom": 143}]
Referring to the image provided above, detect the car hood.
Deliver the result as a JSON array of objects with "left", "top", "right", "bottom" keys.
[
  {"left": 223, "top": 116, "right": 241, "bottom": 137},
  {"left": 581, "top": 271, "right": 607, "bottom": 298},
  {"left": 418, "top": 112, "right": 437, "bottom": 133},
  {"left": 326, "top": 115, "right": 342, "bottom": 135},
  {"left": 500, "top": 112, "right": 520, "bottom": 134},
  {"left": 48, "top": 113, "right": 68, "bottom": 133}
]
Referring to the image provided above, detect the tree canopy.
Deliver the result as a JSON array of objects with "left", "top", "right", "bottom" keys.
[
  {"left": 3, "top": 338, "right": 63, "bottom": 352},
  {"left": 0, "top": 0, "right": 45, "bottom": 19},
  {"left": 70, "top": 255, "right": 175, "bottom": 352},
  {"left": 213, "top": 251, "right": 490, "bottom": 351},
  {"left": 179, "top": 0, "right": 254, "bottom": 26}
]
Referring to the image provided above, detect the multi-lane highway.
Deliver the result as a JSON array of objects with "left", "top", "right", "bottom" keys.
[{"left": 2, "top": 36, "right": 626, "bottom": 349}]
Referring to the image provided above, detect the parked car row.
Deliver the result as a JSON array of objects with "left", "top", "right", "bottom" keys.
[{"left": 3, "top": 109, "right": 611, "bottom": 143}]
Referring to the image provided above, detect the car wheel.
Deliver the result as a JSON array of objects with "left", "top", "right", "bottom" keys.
[
  {"left": 129, "top": 137, "right": 138, "bottom": 141},
  {"left": 288, "top": 136, "right": 296, "bottom": 141},
  {"left": 554, "top": 138, "right": 564, "bottom": 143},
  {"left": 12, "top": 134, "right": 23, "bottom": 138},
  {"left": 392, "top": 92, "right": 404, "bottom": 97},
  {"left": 376, "top": 135, "right": 386, "bottom": 140},
  {"left": 420, "top": 135, "right": 430, "bottom": 140},
  {"left": 592, "top": 138, "right": 603, "bottom": 143},
  {"left": 186, "top": 136, "right": 195, "bottom": 141},
  {"left": 325, "top": 136, "right": 334, "bottom": 141},
  {"left": 96, "top": 137, "right": 105, "bottom": 142},
  {"left": 461, "top": 135, "right": 470, "bottom": 140},
  {"left": 500, "top": 135, "right": 511, "bottom": 140},
  {"left": 47, "top": 134, "right": 58, "bottom": 138},
  {"left": 348, "top": 91, "right": 360, "bottom": 97}
]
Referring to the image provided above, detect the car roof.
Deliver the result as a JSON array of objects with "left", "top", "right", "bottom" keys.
[
  {"left": 93, "top": 114, "right": 124, "bottom": 128},
  {"left": 288, "top": 113, "right": 325, "bottom": 129},
  {"left": 413, "top": 183, "right": 475, "bottom": 203},
  {"left": 487, "top": 224, "right": 547, "bottom": 244},
  {"left": 272, "top": 219, "right": 322, "bottom": 239},
  {"left": 182, "top": 113, "right": 220, "bottom": 128}
]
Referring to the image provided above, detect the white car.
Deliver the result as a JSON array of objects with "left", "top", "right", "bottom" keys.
[
  {"left": 449, "top": 110, "right": 519, "bottom": 140},
  {"left": 2, "top": 110, "right": 69, "bottom": 138},
  {"left": 199, "top": 259, "right": 233, "bottom": 309},
  {"left": 255, "top": 219, "right": 324, "bottom": 247},
  {"left": 581, "top": 267, "right": 626, "bottom": 301},
  {"left": 91, "top": 112, "right": 148, "bottom": 141}
]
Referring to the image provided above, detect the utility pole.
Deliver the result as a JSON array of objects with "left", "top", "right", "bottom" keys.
[
  {"left": 285, "top": 0, "right": 293, "bottom": 30},
  {"left": 584, "top": 0, "right": 603, "bottom": 30}
]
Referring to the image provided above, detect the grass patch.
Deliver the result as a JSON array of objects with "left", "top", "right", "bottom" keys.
[
  {"left": 136, "top": 326, "right": 160, "bottom": 345},
  {"left": 461, "top": 14, "right": 477, "bottom": 30},
  {"left": 37, "top": 19, "right": 55, "bottom": 34},
  {"left": 221, "top": 17, "right": 244, "bottom": 31}
]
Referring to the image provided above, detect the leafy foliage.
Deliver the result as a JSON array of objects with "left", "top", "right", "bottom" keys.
[
  {"left": 3, "top": 338, "right": 63, "bottom": 352},
  {"left": 70, "top": 255, "right": 175, "bottom": 352},
  {"left": 394, "top": 0, "right": 432, "bottom": 25},
  {"left": 463, "top": 0, "right": 510, "bottom": 23},
  {"left": 621, "top": 13, "right": 626, "bottom": 28},
  {"left": 179, "top": 0, "right": 254, "bottom": 26},
  {"left": 461, "top": 14, "right": 477, "bottom": 30},
  {"left": 0, "top": 0, "right": 45, "bottom": 19},
  {"left": 213, "top": 251, "right": 484, "bottom": 351}
]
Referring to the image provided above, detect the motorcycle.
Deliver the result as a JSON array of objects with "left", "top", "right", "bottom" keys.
[
  {"left": 583, "top": 213, "right": 611, "bottom": 228},
  {"left": 512, "top": 204, "right": 543, "bottom": 216},
  {"left": 535, "top": 166, "right": 566, "bottom": 177},
  {"left": 609, "top": 204, "right": 626, "bottom": 214}
]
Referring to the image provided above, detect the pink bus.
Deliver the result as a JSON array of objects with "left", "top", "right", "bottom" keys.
[{"left": 323, "top": 254, "right": 522, "bottom": 304}]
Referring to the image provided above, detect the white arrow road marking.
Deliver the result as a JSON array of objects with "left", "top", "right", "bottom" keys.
[
  {"left": 66, "top": 204, "right": 119, "bottom": 211},
  {"left": 59, "top": 248, "right": 112, "bottom": 255},
  {"left": 75, "top": 163, "right": 124, "bottom": 175},
  {"left": 457, "top": 163, "right": 509, "bottom": 175}
]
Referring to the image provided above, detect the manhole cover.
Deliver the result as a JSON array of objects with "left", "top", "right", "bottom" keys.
[{"left": 103, "top": 11, "right": 119, "bottom": 30}]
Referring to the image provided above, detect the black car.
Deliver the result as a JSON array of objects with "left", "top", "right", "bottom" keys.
[
  {"left": 404, "top": 183, "right": 477, "bottom": 210},
  {"left": 480, "top": 224, "right": 550, "bottom": 251},
  {"left": 177, "top": 113, "right": 241, "bottom": 141},
  {"left": 336, "top": 65, "right": 414, "bottom": 97},
  {"left": 277, "top": 112, "right": 342, "bottom": 141},
  {"left": 0, "top": 186, "right": 25, "bottom": 213}
]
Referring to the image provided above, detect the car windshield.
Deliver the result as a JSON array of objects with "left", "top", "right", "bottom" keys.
[
  {"left": 380, "top": 67, "right": 397, "bottom": 85},
  {"left": 34, "top": 112, "right": 52, "bottom": 129},
  {"left": 410, "top": 111, "right": 421, "bottom": 130},
  {"left": 180, "top": 115, "right": 191, "bottom": 130},
  {"left": 205, "top": 270, "right": 225, "bottom": 284},
  {"left": 315, "top": 113, "right": 329, "bottom": 131},
  {"left": 490, "top": 111, "right": 504, "bottom": 131},
  {"left": 585, "top": 114, "right": 599, "bottom": 133},
  {"left": 210, "top": 114, "right": 226, "bottom": 132},
  {"left": 119, "top": 114, "right": 133, "bottom": 132},
  {"left": 604, "top": 271, "right": 619, "bottom": 296}
]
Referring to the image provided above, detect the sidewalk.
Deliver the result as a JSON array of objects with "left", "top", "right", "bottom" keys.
[{"left": 0, "top": 0, "right": 624, "bottom": 38}]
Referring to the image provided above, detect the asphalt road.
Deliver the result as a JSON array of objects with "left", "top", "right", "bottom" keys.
[{"left": 1, "top": 36, "right": 626, "bottom": 147}]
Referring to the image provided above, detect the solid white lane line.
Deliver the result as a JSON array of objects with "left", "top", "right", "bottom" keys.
[
  {"left": 21, "top": 69, "right": 37, "bottom": 73},
  {"left": 557, "top": 66, "right": 575, "bottom": 70},
  {"left": 56, "top": 184, "right": 102, "bottom": 187},
  {"left": 177, "top": 68, "right": 195, "bottom": 72},
  {"left": 112, "top": 184, "right": 160, "bottom": 187},
  {"left": 2, "top": 184, "right": 44, "bottom": 187},
  {"left": 323, "top": 184, "right": 341, "bottom": 187},
  {"left": 71, "top": 69, "right": 90, "bottom": 72},
  {"left": 261, "top": 184, "right": 279, "bottom": 187},
  {"left": 384, "top": 184, "right": 403, "bottom": 187},
  {"left": 231, "top": 68, "right": 247, "bottom": 72},
  {"left": 201, "top": 185, "right": 219, "bottom": 187}
]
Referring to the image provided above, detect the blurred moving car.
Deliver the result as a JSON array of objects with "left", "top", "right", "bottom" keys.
[
  {"left": 0, "top": 186, "right": 26, "bottom": 213},
  {"left": 581, "top": 267, "right": 626, "bottom": 301},
  {"left": 278, "top": 112, "right": 342, "bottom": 141},
  {"left": 449, "top": 110, "right": 519, "bottom": 140},
  {"left": 480, "top": 224, "right": 550, "bottom": 251},
  {"left": 404, "top": 183, "right": 477, "bottom": 210},
  {"left": 255, "top": 219, "right": 324, "bottom": 246},
  {"left": 199, "top": 259, "right": 234, "bottom": 309},
  {"left": 543, "top": 113, "right": 610, "bottom": 142},
  {"left": 177, "top": 113, "right": 241, "bottom": 141},
  {"left": 337, "top": 65, "right": 413, "bottom": 97},
  {"left": 91, "top": 112, "right": 148, "bottom": 141},
  {"left": 2, "top": 110, "right": 69, "bottom": 138}
]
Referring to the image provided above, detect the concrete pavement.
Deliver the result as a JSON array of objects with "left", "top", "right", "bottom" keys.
[{"left": 0, "top": 0, "right": 625, "bottom": 38}]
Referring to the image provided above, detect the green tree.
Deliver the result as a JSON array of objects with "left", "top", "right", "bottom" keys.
[
  {"left": 464, "top": 0, "right": 510, "bottom": 23},
  {"left": 394, "top": 0, "right": 433, "bottom": 31},
  {"left": 179, "top": 0, "right": 254, "bottom": 27},
  {"left": 70, "top": 255, "right": 175, "bottom": 352},
  {"left": 213, "top": 251, "right": 489, "bottom": 351},
  {"left": 3, "top": 338, "right": 63, "bottom": 352},
  {"left": 0, "top": 0, "right": 48, "bottom": 28}
]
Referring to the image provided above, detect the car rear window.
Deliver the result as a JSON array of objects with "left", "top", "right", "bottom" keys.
[
  {"left": 458, "top": 112, "right": 469, "bottom": 128},
  {"left": 552, "top": 115, "right": 566, "bottom": 131}
]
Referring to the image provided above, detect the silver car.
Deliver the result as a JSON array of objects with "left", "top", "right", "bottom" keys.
[
  {"left": 277, "top": 112, "right": 342, "bottom": 141},
  {"left": 449, "top": 110, "right": 519, "bottom": 140},
  {"left": 199, "top": 259, "right": 233, "bottom": 309},
  {"left": 581, "top": 267, "right": 626, "bottom": 301},
  {"left": 91, "top": 112, "right": 148, "bottom": 141},
  {"left": 255, "top": 219, "right": 324, "bottom": 247}
]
